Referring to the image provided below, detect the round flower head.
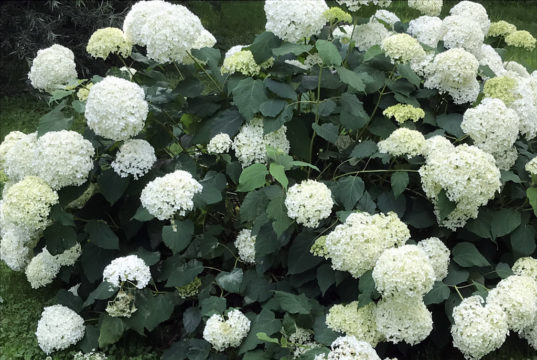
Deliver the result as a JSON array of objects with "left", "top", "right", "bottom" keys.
[
  {"left": 207, "top": 133, "right": 232, "bottom": 154},
  {"left": 383, "top": 104, "right": 425, "bottom": 123},
  {"left": 325, "top": 211, "right": 410, "bottom": 278},
  {"left": 422, "top": 135, "right": 455, "bottom": 160},
  {"left": 424, "top": 48, "right": 480, "bottom": 104},
  {"left": 221, "top": 48, "right": 260, "bottom": 76},
  {"left": 378, "top": 128, "right": 426, "bottom": 157},
  {"left": 103, "top": 255, "right": 151, "bottom": 289},
  {"left": 326, "top": 302, "right": 383, "bottom": 346},
  {"left": 25, "top": 248, "right": 61, "bottom": 289},
  {"left": 2, "top": 176, "right": 58, "bottom": 231},
  {"left": 505, "top": 30, "right": 536, "bottom": 50},
  {"left": 324, "top": 7, "right": 352, "bottom": 24},
  {"left": 86, "top": 27, "right": 132, "bottom": 60},
  {"left": 373, "top": 245, "right": 435, "bottom": 298},
  {"left": 509, "top": 76, "right": 537, "bottom": 140},
  {"left": 0, "top": 131, "right": 25, "bottom": 172},
  {"left": 111, "top": 139, "right": 156, "bottom": 179},
  {"left": 352, "top": 21, "right": 391, "bottom": 52},
  {"left": 36, "top": 305, "right": 85, "bottom": 354},
  {"left": 408, "top": 0, "right": 442, "bottom": 16},
  {"left": 381, "top": 33, "right": 425, "bottom": 64},
  {"left": 36, "top": 130, "right": 95, "bottom": 189},
  {"left": 0, "top": 226, "right": 35, "bottom": 271},
  {"left": 232, "top": 118, "right": 290, "bottom": 168},
  {"left": 138, "top": 3, "right": 216, "bottom": 63},
  {"left": 461, "top": 98, "right": 519, "bottom": 170},
  {"left": 375, "top": 296, "right": 432, "bottom": 345},
  {"left": 475, "top": 44, "right": 506, "bottom": 78},
  {"left": 417, "top": 237, "right": 450, "bottom": 281},
  {"left": 28, "top": 44, "right": 77, "bottom": 92},
  {"left": 234, "top": 229, "right": 256, "bottom": 264},
  {"left": 483, "top": 76, "right": 519, "bottom": 106},
  {"left": 371, "top": 10, "right": 400, "bottom": 29},
  {"left": 451, "top": 295, "right": 508, "bottom": 360},
  {"left": 487, "top": 275, "right": 537, "bottom": 332},
  {"left": 407, "top": 16, "right": 442, "bottom": 48},
  {"left": 336, "top": 0, "right": 391, "bottom": 12},
  {"left": 3, "top": 132, "right": 38, "bottom": 182},
  {"left": 505, "top": 61, "right": 531, "bottom": 78},
  {"left": 317, "top": 335, "right": 381, "bottom": 360},
  {"left": 203, "top": 309, "right": 251, "bottom": 351},
  {"left": 449, "top": 1, "right": 490, "bottom": 34},
  {"left": 140, "top": 170, "right": 202, "bottom": 220},
  {"left": 264, "top": 0, "right": 328, "bottom": 43},
  {"left": 285, "top": 180, "right": 334, "bottom": 228},
  {"left": 512, "top": 257, "right": 537, "bottom": 281},
  {"left": 85, "top": 76, "right": 148, "bottom": 141},
  {"left": 488, "top": 21, "right": 517, "bottom": 38},
  {"left": 123, "top": 0, "right": 172, "bottom": 45},
  {"left": 439, "top": 15, "right": 484, "bottom": 53}
]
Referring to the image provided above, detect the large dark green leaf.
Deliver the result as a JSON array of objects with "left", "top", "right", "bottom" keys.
[
  {"left": 237, "top": 163, "right": 268, "bottom": 192},
  {"left": 339, "top": 93, "right": 368, "bottom": 130},
  {"left": 452, "top": 242, "right": 490, "bottom": 268},
  {"left": 423, "top": 281, "right": 450, "bottom": 305},
  {"left": 164, "top": 258, "right": 203, "bottom": 287},
  {"left": 232, "top": 78, "right": 269, "bottom": 120},
  {"left": 350, "top": 140, "right": 377, "bottom": 159},
  {"left": 437, "top": 189, "right": 456, "bottom": 222},
  {"left": 333, "top": 176, "right": 364, "bottom": 210},
  {"left": 273, "top": 291, "right": 312, "bottom": 314},
  {"left": 248, "top": 31, "right": 282, "bottom": 63},
  {"left": 124, "top": 290, "right": 175, "bottom": 333},
  {"left": 44, "top": 223, "right": 77, "bottom": 255},
  {"left": 264, "top": 78, "right": 297, "bottom": 100},
  {"left": 312, "top": 123, "right": 339, "bottom": 144},
  {"left": 200, "top": 296, "right": 227, "bottom": 317},
  {"left": 239, "top": 310, "right": 281, "bottom": 354},
  {"left": 272, "top": 43, "right": 313, "bottom": 57},
  {"left": 315, "top": 40, "right": 342, "bottom": 66},
  {"left": 336, "top": 67, "right": 366, "bottom": 92},
  {"left": 436, "top": 113, "right": 464, "bottom": 138},
  {"left": 216, "top": 268, "right": 243, "bottom": 293},
  {"left": 260, "top": 99, "right": 286, "bottom": 117},
  {"left": 490, "top": 208, "right": 521, "bottom": 239},
  {"left": 511, "top": 223, "right": 537, "bottom": 256},
  {"left": 85, "top": 220, "right": 119, "bottom": 250},
  {"left": 287, "top": 232, "right": 322, "bottom": 275},
  {"left": 162, "top": 220, "right": 194, "bottom": 254},
  {"left": 37, "top": 100, "right": 73, "bottom": 136},
  {"left": 98, "top": 169, "right": 130, "bottom": 205},
  {"left": 191, "top": 108, "right": 243, "bottom": 144},
  {"left": 391, "top": 172, "right": 409, "bottom": 198},
  {"left": 98, "top": 316, "right": 124, "bottom": 348},
  {"left": 397, "top": 63, "right": 421, "bottom": 87}
]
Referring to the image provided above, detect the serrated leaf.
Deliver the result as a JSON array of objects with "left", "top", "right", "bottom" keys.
[
  {"left": 511, "top": 224, "right": 537, "bottom": 256},
  {"left": 237, "top": 163, "right": 268, "bottom": 192},
  {"left": 287, "top": 232, "right": 322, "bottom": 275},
  {"left": 165, "top": 259, "right": 203, "bottom": 287},
  {"left": 357, "top": 270, "right": 377, "bottom": 306},
  {"left": 264, "top": 78, "right": 297, "bottom": 100},
  {"left": 527, "top": 187, "right": 537, "bottom": 217},
  {"left": 272, "top": 43, "right": 313, "bottom": 57},
  {"left": 200, "top": 296, "right": 227, "bottom": 317},
  {"left": 124, "top": 291, "right": 175, "bottom": 333},
  {"left": 397, "top": 63, "right": 421, "bottom": 87},
  {"left": 452, "top": 242, "right": 490, "bottom": 268},
  {"left": 98, "top": 169, "right": 130, "bottom": 205},
  {"left": 37, "top": 100, "right": 73, "bottom": 136},
  {"left": 131, "top": 206, "right": 154, "bottom": 222},
  {"left": 232, "top": 78, "right": 268, "bottom": 120},
  {"left": 437, "top": 113, "right": 464, "bottom": 138},
  {"left": 239, "top": 310, "right": 281, "bottom": 354},
  {"left": 443, "top": 263, "right": 469, "bottom": 286},
  {"left": 363, "top": 45, "right": 383, "bottom": 61},
  {"left": 391, "top": 172, "right": 409, "bottom": 198},
  {"left": 248, "top": 31, "right": 282, "bottom": 63},
  {"left": 339, "top": 93, "right": 368, "bottom": 130},
  {"left": 491, "top": 208, "right": 521, "bottom": 239},
  {"left": 496, "top": 263, "right": 513, "bottom": 279},
  {"left": 260, "top": 99, "right": 286, "bottom": 117},
  {"left": 315, "top": 40, "right": 342, "bottom": 66},
  {"left": 256, "top": 332, "right": 280, "bottom": 344},
  {"left": 44, "top": 223, "right": 77, "bottom": 255},
  {"left": 183, "top": 307, "right": 201, "bottom": 333},
  {"left": 190, "top": 108, "right": 243, "bottom": 145},
  {"left": 317, "top": 264, "right": 335, "bottom": 295}
]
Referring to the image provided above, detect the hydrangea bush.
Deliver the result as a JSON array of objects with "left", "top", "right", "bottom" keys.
[{"left": 1, "top": 0, "right": 537, "bottom": 358}]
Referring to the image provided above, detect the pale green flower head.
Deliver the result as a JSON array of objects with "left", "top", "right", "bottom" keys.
[
  {"left": 488, "top": 20, "right": 517, "bottom": 38},
  {"left": 383, "top": 103, "right": 425, "bottom": 124},
  {"left": 323, "top": 7, "right": 352, "bottom": 24},
  {"left": 483, "top": 76, "right": 520, "bottom": 105},
  {"left": 86, "top": 27, "right": 132, "bottom": 60},
  {"left": 505, "top": 30, "right": 537, "bottom": 50}
]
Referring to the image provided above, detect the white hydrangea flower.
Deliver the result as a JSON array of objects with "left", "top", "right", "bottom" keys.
[
  {"left": 232, "top": 118, "right": 290, "bottom": 168},
  {"left": 0, "top": 226, "right": 33, "bottom": 271},
  {"left": 336, "top": 0, "right": 391, "bottom": 12},
  {"left": 461, "top": 98, "right": 519, "bottom": 170},
  {"left": 375, "top": 296, "right": 433, "bottom": 345},
  {"left": 417, "top": 237, "right": 450, "bottom": 281},
  {"left": 377, "top": 128, "right": 426, "bottom": 157},
  {"left": 487, "top": 275, "right": 537, "bottom": 332},
  {"left": 371, "top": 10, "right": 400, "bottom": 28},
  {"left": 73, "top": 351, "right": 108, "bottom": 360},
  {"left": 264, "top": 0, "right": 328, "bottom": 43},
  {"left": 85, "top": 76, "right": 148, "bottom": 141},
  {"left": 3, "top": 132, "right": 38, "bottom": 182},
  {"left": 86, "top": 27, "right": 132, "bottom": 60},
  {"left": 203, "top": 309, "right": 251, "bottom": 351},
  {"left": 25, "top": 248, "right": 62, "bottom": 289},
  {"left": 0, "top": 131, "right": 25, "bottom": 172},
  {"left": 422, "top": 135, "right": 454, "bottom": 160},
  {"left": 381, "top": 33, "right": 425, "bottom": 64},
  {"left": 326, "top": 302, "right": 383, "bottom": 346},
  {"left": 138, "top": 3, "right": 216, "bottom": 63},
  {"left": 424, "top": 48, "right": 480, "bottom": 104},
  {"left": 325, "top": 212, "right": 410, "bottom": 278},
  {"left": 419, "top": 143, "right": 501, "bottom": 230},
  {"left": 2, "top": 176, "right": 58, "bottom": 232},
  {"left": 103, "top": 255, "right": 151, "bottom": 289},
  {"left": 56, "top": 243, "right": 82, "bottom": 267},
  {"left": 408, "top": 0, "right": 442, "bottom": 16},
  {"left": 505, "top": 61, "right": 531, "bottom": 78},
  {"left": 521, "top": 315, "right": 537, "bottom": 351},
  {"left": 36, "top": 304, "right": 85, "bottom": 354},
  {"left": 140, "top": 170, "right": 202, "bottom": 220},
  {"left": 316, "top": 335, "right": 381, "bottom": 360},
  {"left": 438, "top": 16, "right": 484, "bottom": 53},
  {"left": 451, "top": 295, "right": 508, "bottom": 360},
  {"left": 123, "top": 0, "right": 171, "bottom": 45},
  {"left": 352, "top": 21, "right": 392, "bottom": 52},
  {"left": 373, "top": 245, "right": 435, "bottom": 298},
  {"left": 36, "top": 130, "right": 95, "bottom": 190},
  {"left": 510, "top": 76, "right": 537, "bottom": 140},
  {"left": 512, "top": 257, "right": 537, "bottom": 281},
  {"left": 285, "top": 180, "right": 334, "bottom": 228},
  {"left": 288, "top": 327, "right": 320, "bottom": 359},
  {"left": 449, "top": 1, "right": 490, "bottom": 35},
  {"left": 234, "top": 229, "right": 256, "bottom": 264},
  {"left": 207, "top": 133, "right": 232, "bottom": 154},
  {"left": 475, "top": 44, "right": 506, "bottom": 77},
  {"left": 28, "top": 44, "right": 77, "bottom": 92},
  {"left": 407, "top": 16, "right": 443, "bottom": 48},
  {"left": 111, "top": 139, "right": 156, "bottom": 179},
  {"left": 526, "top": 157, "right": 537, "bottom": 175}
]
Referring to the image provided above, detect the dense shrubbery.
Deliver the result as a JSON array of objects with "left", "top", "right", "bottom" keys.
[{"left": 2, "top": 0, "right": 537, "bottom": 359}]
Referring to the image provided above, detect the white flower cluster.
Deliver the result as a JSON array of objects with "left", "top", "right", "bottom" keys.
[
  {"left": 461, "top": 98, "right": 520, "bottom": 170},
  {"left": 408, "top": 0, "right": 442, "bottom": 16},
  {"left": 336, "top": 0, "right": 391, "bottom": 12},
  {"left": 232, "top": 118, "right": 290, "bottom": 167},
  {"left": 510, "top": 76, "right": 537, "bottom": 140},
  {"left": 36, "top": 130, "right": 95, "bottom": 189},
  {"left": 351, "top": 21, "right": 391, "bottom": 52},
  {"left": 381, "top": 33, "right": 425, "bottom": 64},
  {"left": 86, "top": 27, "right": 132, "bottom": 60},
  {"left": 378, "top": 128, "right": 426, "bottom": 158},
  {"left": 265, "top": 0, "right": 328, "bottom": 43},
  {"left": 285, "top": 180, "right": 334, "bottom": 228},
  {"left": 372, "top": 245, "right": 435, "bottom": 298},
  {"left": 526, "top": 157, "right": 537, "bottom": 176},
  {"left": 439, "top": 15, "right": 484, "bottom": 53},
  {"left": 314, "top": 335, "right": 381, "bottom": 360},
  {"left": 111, "top": 139, "right": 156, "bottom": 179},
  {"left": 512, "top": 257, "right": 537, "bottom": 281},
  {"left": 140, "top": 170, "right": 202, "bottom": 220},
  {"left": 419, "top": 141, "right": 501, "bottom": 230},
  {"left": 25, "top": 245, "right": 81, "bottom": 289},
  {"left": 234, "top": 229, "right": 256, "bottom": 264},
  {"left": 288, "top": 327, "right": 320, "bottom": 359},
  {"left": 103, "top": 255, "right": 151, "bottom": 289},
  {"left": 475, "top": 44, "right": 505, "bottom": 77},
  {"left": 449, "top": 1, "right": 490, "bottom": 35},
  {"left": 28, "top": 44, "right": 77, "bottom": 92},
  {"left": 417, "top": 237, "right": 450, "bottom": 281},
  {"left": 372, "top": 10, "right": 400, "bottom": 28},
  {"left": 0, "top": 224, "right": 35, "bottom": 271},
  {"left": 203, "top": 309, "right": 251, "bottom": 351},
  {"left": 326, "top": 302, "right": 383, "bottom": 346},
  {"left": 36, "top": 304, "right": 85, "bottom": 354},
  {"left": 451, "top": 295, "right": 508, "bottom": 360},
  {"left": 324, "top": 211, "right": 410, "bottom": 278},
  {"left": 407, "top": 16, "right": 443, "bottom": 48},
  {"left": 85, "top": 76, "right": 149, "bottom": 141},
  {"left": 124, "top": 1, "right": 216, "bottom": 63},
  {"left": 73, "top": 351, "right": 108, "bottom": 360},
  {"left": 1, "top": 132, "right": 38, "bottom": 182},
  {"left": 424, "top": 48, "right": 480, "bottom": 104},
  {"left": 207, "top": 133, "right": 232, "bottom": 154}
]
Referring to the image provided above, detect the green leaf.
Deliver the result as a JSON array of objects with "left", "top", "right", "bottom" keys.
[
  {"left": 511, "top": 224, "right": 537, "bottom": 256},
  {"left": 318, "top": 100, "right": 337, "bottom": 116},
  {"left": 317, "top": 264, "right": 335, "bottom": 295},
  {"left": 186, "top": 339, "right": 211, "bottom": 360},
  {"left": 237, "top": 163, "right": 268, "bottom": 192},
  {"left": 131, "top": 206, "right": 154, "bottom": 222},
  {"left": 195, "top": 171, "right": 226, "bottom": 206},
  {"left": 273, "top": 291, "right": 312, "bottom": 314},
  {"left": 165, "top": 259, "right": 203, "bottom": 287},
  {"left": 240, "top": 190, "right": 269, "bottom": 223},
  {"left": 437, "top": 189, "right": 456, "bottom": 222},
  {"left": 479, "top": 65, "right": 496, "bottom": 79},
  {"left": 269, "top": 163, "right": 288, "bottom": 189},
  {"left": 80, "top": 244, "right": 116, "bottom": 283},
  {"left": 339, "top": 93, "right": 369, "bottom": 130},
  {"left": 232, "top": 78, "right": 269, "bottom": 120},
  {"left": 391, "top": 172, "right": 409, "bottom": 198},
  {"left": 452, "top": 242, "right": 490, "bottom": 268},
  {"left": 56, "top": 289, "right": 83, "bottom": 312},
  {"left": 132, "top": 247, "right": 160, "bottom": 266},
  {"left": 287, "top": 232, "right": 322, "bottom": 275},
  {"left": 216, "top": 268, "right": 243, "bottom": 293},
  {"left": 239, "top": 310, "right": 281, "bottom": 354},
  {"left": 124, "top": 291, "right": 175, "bottom": 333},
  {"left": 315, "top": 40, "right": 342, "bottom": 66},
  {"left": 350, "top": 140, "right": 377, "bottom": 159},
  {"left": 98, "top": 316, "right": 124, "bottom": 348},
  {"left": 357, "top": 270, "right": 377, "bottom": 306},
  {"left": 264, "top": 78, "right": 297, "bottom": 100},
  {"left": 98, "top": 169, "right": 130, "bottom": 205},
  {"left": 490, "top": 208, "right": 521, "bottom": 239},
  {"left": 162, "top": 220, "right": 194, "bottom": 254},
  {"left": 363, "top": 45, "right": 383, "bottom": 61},
  {"left": 79, "top": 325, "right": 99, "bottom": 353},
  {"left": 333, "top": 176, "right": 365, "bottom": 210},
  {"left": 527, "top": 187, "right": 537, "bottom": 217},
  {"left": 465, "top": 208, "right": 494, "bottom": 239},
  {"left": 37, "top": 100, "right": 73, "bottom": 136},
  {"left": 260, "top": 99, "right": 286, "bottom": 117},
  {"left": 190, "top": 108, "right": 243, "bottom": 145},
  {"left": 500, "top": 170, "right": 522, "bottom": 184},
  {"left": 85, "top": 220, "right": 119, "bottom": 250},
  {"left": 265, "top": 187, "right": 293, "bottom": 237},
  {"left": 183, "top": 307, "right": 201, "bottom": 333},
  {"left": 44, "top": 224, "right": 77, "bottom": 255},
  {"left": 49, "top": 205, "right": 75, "bottom": 226},
  {"left": 423, "top": 281, "right": 450, "bottom": 305},
  {"left": 496, "top": 263, "right": 513, "bottom": 279},
  {"left": 397, "top": 63, "right": 421, "bottom": 87},
  {"left": 436, "top": 113, "right": 464, "bottom": 138},
  {"left": 256, "top": 332, "right": 280, "bottom": 345},
  {"left": 255, "top": 222, "right": 280, "bottom": 258},
  {"left": 83, "top": 282, "right": 118, "bottom": 307},
  {"left": 444, "top": 263, "right": 469, "bottom": 286},
  {"left": 312, "top": 123, "right": 339, "bottom": 144},
  {"left": 248, "top": 31, "right": 282, "bottom": 63},
  {"left": 272, "top": 43, "right": 313, "bottom": 57},
  {"left": 200, "top": 296, "right": 227, "bottom": 317},
  {"left": 336, "top": 67, "right": 366, "bottom": 92}
]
